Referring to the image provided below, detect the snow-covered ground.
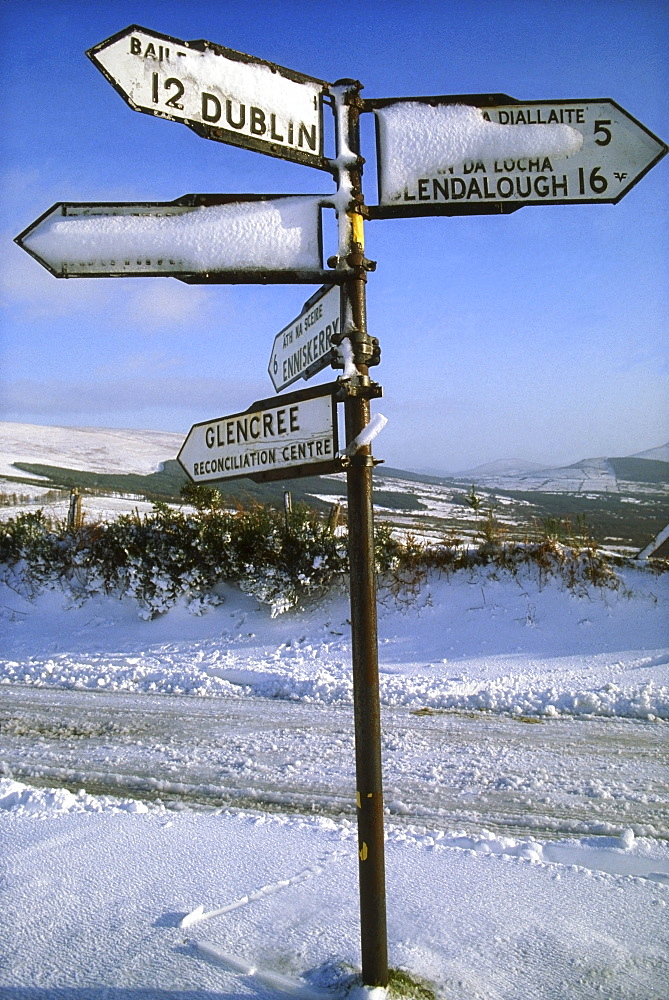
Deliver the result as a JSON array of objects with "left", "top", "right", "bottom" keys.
[
  {"left": 0, "top": 489, "right": 170, "bottom": 524},
  {"left": 3, "top": 784, "right": 668, "bottom": 999},
  {"left": 1, "top": 565, "right": 668, "bottom": 997}
]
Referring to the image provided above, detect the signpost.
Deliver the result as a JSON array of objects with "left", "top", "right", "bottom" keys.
[
  {"left": 268, "top": 284, "right": 341, "bottom": 392},
  {"left": 177, "top": 383, "right": 340, "bottom": 484},
  {"left": 87, "top": 25, "right": 331, "bottom": 171},
  {"left": 14, "top": 23, "right": 668, "bottom": 992},
  {"left": 367, "top": 95, "right": 668, "bottom": 217},
  {"left": 15, "top": 194, "right": 334, "bottom": 284}
]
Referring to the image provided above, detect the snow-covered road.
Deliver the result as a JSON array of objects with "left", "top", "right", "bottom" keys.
[{"left": 2, "top": 684, "right": 667, "bottom": 845}]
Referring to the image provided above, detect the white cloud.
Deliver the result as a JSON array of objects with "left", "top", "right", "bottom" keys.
[
  {"left": 0, "top": 374, "right": 270, "bottom": 421},
  {"left": 126, "top": 282, "right": 216, "bottom": 331},
  {"left": 0, "top": 236, "right": 115, "bottom": 318},
  {"left": 1, "top": 234, "right": 235, "bottom": 335},
  {"left": 90, "top": 351, "right": 181, "bottom": 379}
]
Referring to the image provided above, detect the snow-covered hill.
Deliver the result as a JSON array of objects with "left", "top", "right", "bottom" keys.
[
  {"left": 0, "top": 420, "right": 183, "bottom": 479},
  {"left": 1, "top": 421, "right": 666, "bottom": 491},
  {"left": 633, "top": 442, "right": 669, "bottom": 463},
  {"left": 457, "top": 458, "right": 548, "bottom": 477},
  {"left": 456, "top": 454, "right": 669, "bottom": 494},
  {"left": 467, "top": 456, "right": 620, "bottom": 492}
]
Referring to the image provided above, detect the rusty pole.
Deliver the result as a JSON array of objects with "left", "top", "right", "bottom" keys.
[{"left": 331, "top": 79, "right": 388, "bottom": 988}]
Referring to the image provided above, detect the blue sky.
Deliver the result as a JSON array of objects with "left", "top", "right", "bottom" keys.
[{"left": 0, "top": 0, "right": 667, "bottom": 473}]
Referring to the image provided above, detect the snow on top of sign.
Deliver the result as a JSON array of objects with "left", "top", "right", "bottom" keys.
[
  {"left": 376, "top": 103, "right": 584, "bottom": 201},
  {"left": 100, "top": 28, "right": 322, "bottom": 123},
  {"left": 24, "top": 198, "right": 323, "bottom": 272},
  {"left": 169, "top": 50, "right": 318, "bottom": 119}
]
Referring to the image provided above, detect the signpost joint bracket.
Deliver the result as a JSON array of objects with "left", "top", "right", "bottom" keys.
[
  {"left": 326, "top": 248, "right": 374, "bottom": 272},
  {"left": 345, "top": 94, "right": 365, "bottom": 111},
  {"left": 341, "top": 196, "right": 369, "bottom": 217},
  {"left": 347, "top": 246, "right": 376, "bottom": 272},
  {"left": 339, "top": 454, "right": 379, "bottom": 469},
  {"left": 331, "top": 329, "right": 381, "bottom": 369},
  {"left": 335, "top": 378, "right": 383, "bottom": 401}
]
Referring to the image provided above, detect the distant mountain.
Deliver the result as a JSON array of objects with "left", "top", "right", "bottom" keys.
[
  {"left": 1, "top": 421, "right": 667, "bottom": 500},
  {"left": 454, "top": 454, "right": 668, "bottom": 492},
  {"left": 1, "top": 422, "right": 666, "bottom": 551},
  {"left": 631, "top": 443, "right": 669, "bottom": 464},
  {"left": 442, "top": 448, "right": 668, "bottom": 492},
  {"left": 457, "top": 458, "right": 548, "bottom": 478}
]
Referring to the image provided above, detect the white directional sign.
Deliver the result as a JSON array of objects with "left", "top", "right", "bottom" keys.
[
  {"left": 368, "top": 95, "right": 668, "bottom": 217},
  {"left": 268, "top": 284, "right": 341, "bottom": 392},
  {"left": 14, "top": 194, "right": 332, "bottom": 284},
  {"left": 87, "top": 25, "right": 330, "bottom": 170},
  {"left": 178, "top": 383, "right": 341, "bottom": 484}
]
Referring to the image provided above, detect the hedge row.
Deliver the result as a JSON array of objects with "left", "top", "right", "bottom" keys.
[{"left": 0, "top": 501, "right": 623, "bottom": 618}]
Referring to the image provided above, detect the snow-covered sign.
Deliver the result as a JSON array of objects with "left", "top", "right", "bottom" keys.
[
  {"left": 14, "top": 194, "right": 332, "bottom": 284},
  {"left": 268, "top": 284, "right": 341, "bottom": 393},
  {"left": 178, "top": 383, "right": 341, "bottom": 484},
  {"left": 87, "top": 25, "right": 331, "bottom": 171},
  {"left": 368, "top": 95, "right": 668, "bottom": 217}
]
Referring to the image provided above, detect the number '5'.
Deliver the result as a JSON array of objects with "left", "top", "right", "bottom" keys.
[{"left": 594, "top": 120, "right": 612, "bottom": 146}]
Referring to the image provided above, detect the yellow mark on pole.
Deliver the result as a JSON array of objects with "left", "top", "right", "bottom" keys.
[
  {"left": 348, "top": 211, "right": 364, "bottom": 249},
  {"left": 359, "top": 842, "right": 368, "bottom": 861},
  {"left": 356, "top": 791, "right": 361, "bottom": 809}
]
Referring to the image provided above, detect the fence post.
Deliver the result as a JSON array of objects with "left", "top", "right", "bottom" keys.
[{"left": 67, "top": 488, "right": 82, "bottom": 531}]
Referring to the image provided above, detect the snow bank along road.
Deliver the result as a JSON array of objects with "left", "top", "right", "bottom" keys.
[{"left": 2, "top": 684, "right": 668, "bottom": 845}]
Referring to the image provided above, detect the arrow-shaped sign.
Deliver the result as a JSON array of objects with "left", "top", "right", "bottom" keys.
[
  {"left": 178, "top": 382, "right": 341, "bottom": 484},
  {"left": 366, "top": 95, "right": 667, "bottom": 217},
  {"left": 87, "top": 25, "right": 331, "bottom": 171},
  {"left": 14, "top": 194, "right": 335, "bottom": 284},
  {"left": 268, "top": 284, "right": 340, "bottom": 392}
]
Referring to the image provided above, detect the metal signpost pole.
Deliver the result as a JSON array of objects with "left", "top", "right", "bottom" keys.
[{"left": 331, "top": 79, "right": 388, "bottom": 989}]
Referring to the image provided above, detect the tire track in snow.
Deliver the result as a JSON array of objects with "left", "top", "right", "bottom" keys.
[
  {"left": 191, "top": 941, "right": 334, "bottom": 999},
  {"left": 181, "top": 848, "right": 349, "bottom": 928},
  {"left": 2, "top": 686, "right": 668, "bottom": 841}
]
